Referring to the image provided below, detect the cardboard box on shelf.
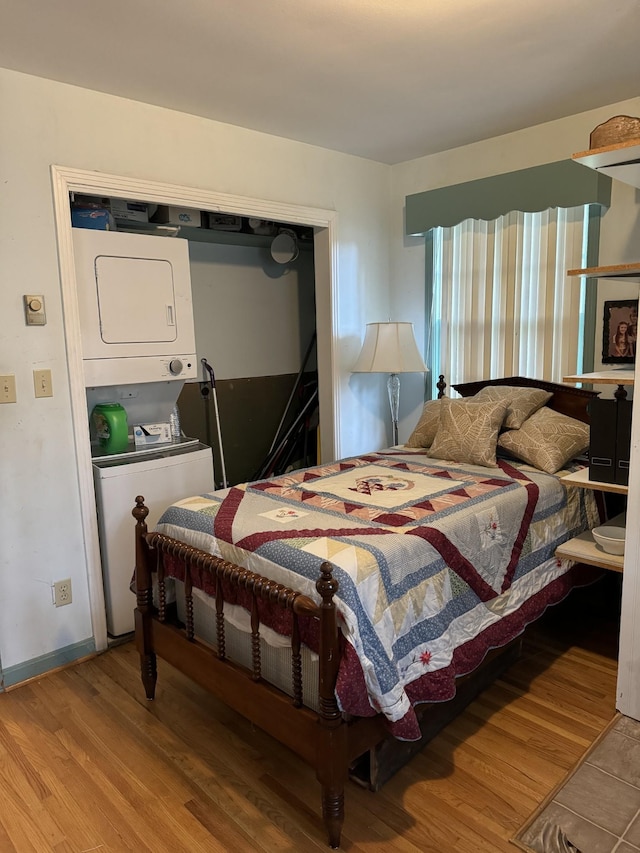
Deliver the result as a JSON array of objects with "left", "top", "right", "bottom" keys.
[
  {"left": 247, "top": 218, "right": 276, "bottom": 235},
  {"left": 205, "top": 212, "right": 243, "bottom": 231},
  {"left": 152, "top": 205, "right": 202, "bottom": 227},
  {"left": 110, "top": 199, "right": 149, "bottom": 222}
]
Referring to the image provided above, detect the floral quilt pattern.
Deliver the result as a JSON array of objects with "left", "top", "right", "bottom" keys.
[{"left": 156, "top": 448, "right": 599, "bottom": 735}]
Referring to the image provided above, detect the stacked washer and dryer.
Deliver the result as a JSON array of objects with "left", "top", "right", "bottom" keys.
[{"left": 73, "top": 227, "right": 215, "bottom": 637}]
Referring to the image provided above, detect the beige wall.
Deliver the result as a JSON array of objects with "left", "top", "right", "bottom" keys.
[
  {"left": 0, "top": 67, "right": 391, "bottom": 675},
  {"left": 188, "top": 240, "right": 316, "bottom": 380}
]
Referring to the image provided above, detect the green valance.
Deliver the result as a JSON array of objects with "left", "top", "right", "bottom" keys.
[{"left": 405, "top": 159, "right": 612, "bottom": 236}]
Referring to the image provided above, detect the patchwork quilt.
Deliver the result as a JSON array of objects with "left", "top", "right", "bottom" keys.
[{"left": 155, "top": 448, "right": 600, "bottom": 739}]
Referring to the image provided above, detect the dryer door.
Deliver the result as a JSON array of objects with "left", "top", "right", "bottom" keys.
[
  {"left": 96, "top": 255, "right": 177, "bottom": 344},
  {"left": 73, "top": 228, "right": 196, "bottom": 368}
]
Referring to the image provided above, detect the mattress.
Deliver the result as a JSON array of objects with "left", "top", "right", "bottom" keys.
[{"left": 174, "top": 586, "right": 321, "bottom": 713}]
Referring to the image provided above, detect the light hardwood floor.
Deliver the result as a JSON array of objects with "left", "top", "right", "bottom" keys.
[{"left": 0, "top": 573, "right": 621, "bottom": 852}]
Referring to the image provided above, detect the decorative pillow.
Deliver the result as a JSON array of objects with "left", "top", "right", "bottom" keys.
[
  {"left": 406, "top": 399, "right": 441, "bottom": 448},
  {"left": 426, "top": 398, "right": 509, "bottom": 468},
  {"left": 473, "top": 385, "right": 553, "bottom": 430},
  {"left": 498, "top": 406, "right": 589, "bottom": 474}
]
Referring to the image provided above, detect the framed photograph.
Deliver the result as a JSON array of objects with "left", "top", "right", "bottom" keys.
[{"left": 602, "top": 299, "right": 638, "bottom": 364}]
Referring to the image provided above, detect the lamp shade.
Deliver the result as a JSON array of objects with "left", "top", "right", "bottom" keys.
[{"left": 352, "top": 322, "right": 427, "bottom": 374}]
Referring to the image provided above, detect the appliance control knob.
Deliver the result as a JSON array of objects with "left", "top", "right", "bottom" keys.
[{"left": 169, "top": 359, "right": 183, "bottom": 376}]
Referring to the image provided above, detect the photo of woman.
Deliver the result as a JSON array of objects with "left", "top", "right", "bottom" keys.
[
  {"left": 603, "top": 300, "right": 638, "bottom": 364},
  {"left": 612, "top": 321, "right": 632, "bottom": 357}
]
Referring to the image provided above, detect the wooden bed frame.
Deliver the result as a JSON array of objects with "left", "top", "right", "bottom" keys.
[{"left": 132, "top": 376, "right": 598, "bottom": 848}]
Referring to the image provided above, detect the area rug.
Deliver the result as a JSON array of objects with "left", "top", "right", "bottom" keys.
[{"left": 511, "top": 713, "right": 640, "bottom": 853}]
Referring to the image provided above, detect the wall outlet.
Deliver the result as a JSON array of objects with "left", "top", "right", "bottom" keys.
[{"left": 53, "top": 579, "right": 72, "bottom": 607}]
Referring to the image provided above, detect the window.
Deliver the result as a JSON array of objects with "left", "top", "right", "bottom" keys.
[{"left": 426, "top": 205, "right": 594, "bottom": 398}]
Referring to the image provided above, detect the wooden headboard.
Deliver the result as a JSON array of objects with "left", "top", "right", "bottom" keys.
[{"left": 447, "top": 375, "right": 599, "bottom": 424}]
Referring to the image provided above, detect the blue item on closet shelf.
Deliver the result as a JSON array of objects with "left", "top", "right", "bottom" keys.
[{"left": 71, "top": 208, "right": 114, "bottom": 230}]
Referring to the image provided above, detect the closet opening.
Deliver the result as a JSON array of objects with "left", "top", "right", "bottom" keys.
[
  {"left": 70, "top": 193, "right": 320, "bottom": 487},
  {"left": 53, "top": 165, "right": 338, "bottom": 652}
]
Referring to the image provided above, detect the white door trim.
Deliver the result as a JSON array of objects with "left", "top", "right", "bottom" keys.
[
  {"left": 50, "top": 165, "right": 340, "bottom": 652},
  {"left": 617, "top": 385, "right": 640, "bottom": 719}
]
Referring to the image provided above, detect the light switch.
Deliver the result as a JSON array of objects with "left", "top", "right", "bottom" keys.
[
  {"left": 0, "top": 375, "right": 17, "bottom": 404},
  {"left": 33, "top": 369, "right": 53, "bottom": 398},
  {"left": 24, "top": 294, "right": 46, "bottom": 326}
]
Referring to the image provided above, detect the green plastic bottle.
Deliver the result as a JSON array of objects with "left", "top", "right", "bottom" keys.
[{"left": 92, "top": 403, "right": 129, "bottom": 454}]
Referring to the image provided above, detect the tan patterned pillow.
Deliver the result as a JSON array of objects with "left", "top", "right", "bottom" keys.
[
  {"left": 473, "top": 385, "right": 553, "bottom": 429},
  {"left": 427, "top": 398, "right": 509, "bottom": 468},
  {"left": 406, "top": 399, "right": 441, "bottom": 448},
  {"left": 498, "top": 407, "right": 589, "bottom": 474}
]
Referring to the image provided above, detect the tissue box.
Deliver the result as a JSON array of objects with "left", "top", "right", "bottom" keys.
[{"left": 133, "top": 423, "right": 172, "bottom": 447}]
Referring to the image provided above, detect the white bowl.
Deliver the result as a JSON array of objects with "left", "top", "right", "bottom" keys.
[{"left": 592, "top": 525, "right": 626, "bottom": 555}]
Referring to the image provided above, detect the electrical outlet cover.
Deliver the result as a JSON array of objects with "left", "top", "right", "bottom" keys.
[{"left": 53, "top": 579, "right": 72, "bottom": 607}]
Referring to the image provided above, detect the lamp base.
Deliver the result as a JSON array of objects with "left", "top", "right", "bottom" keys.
[{"left": 388, "top": 373, "right": 400, "bottom": 446}]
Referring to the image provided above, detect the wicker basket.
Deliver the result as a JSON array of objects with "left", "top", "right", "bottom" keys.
[{"left": 589, "top": 115, "right": 640, "bottom": 150}]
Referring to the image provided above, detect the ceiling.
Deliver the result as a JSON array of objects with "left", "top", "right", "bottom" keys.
[{"left": 1, "top": 0, "right": 639, "bottom": 164}]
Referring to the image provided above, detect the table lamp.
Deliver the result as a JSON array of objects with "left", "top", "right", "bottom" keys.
[{"left": 352, "top": 321, "right": 427, "bottom": 445}]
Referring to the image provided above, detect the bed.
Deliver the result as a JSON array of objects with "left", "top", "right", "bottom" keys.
[{"left": 131, "top": 375, "right": 602, "bottom": 848}]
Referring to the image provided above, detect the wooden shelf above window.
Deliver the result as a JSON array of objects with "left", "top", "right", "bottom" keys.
[
  {"left": 572, "top": 138, "right": 640, "bottom": 190},
  {"left": 567, "top": 262, "right": 640, "bottom": 280},
  {"left": 572, "top": 138, "right": 640, "bottom": 165}
]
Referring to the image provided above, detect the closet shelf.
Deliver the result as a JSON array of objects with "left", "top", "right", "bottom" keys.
[{"left": 113, "top": 218, "right": 314, "bottom": 251}]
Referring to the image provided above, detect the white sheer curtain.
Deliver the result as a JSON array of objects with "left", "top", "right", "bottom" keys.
[{"left": 429, "top": 206, "right": 589, "bottom": 397}]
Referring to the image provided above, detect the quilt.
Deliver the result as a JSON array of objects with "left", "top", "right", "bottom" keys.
[{"left": 155, "top": 448, "right": 601, "bottom": 739}]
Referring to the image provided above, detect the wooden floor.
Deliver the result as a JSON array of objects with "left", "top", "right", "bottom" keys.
[{"left": 0, "top": 573, "right": 621, "bottom": 852}]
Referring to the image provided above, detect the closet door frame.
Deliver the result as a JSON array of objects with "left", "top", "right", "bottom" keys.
[{"left": 51, "top": 165, "right": 339, "bottom": 652}]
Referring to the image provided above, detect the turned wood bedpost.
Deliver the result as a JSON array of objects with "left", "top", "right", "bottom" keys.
[
  {"left": 133, "top": 496, "right": 157, "bottom": 700},
  {"left": 316, "top": 562, "right": 347, "bottom": 849}
]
